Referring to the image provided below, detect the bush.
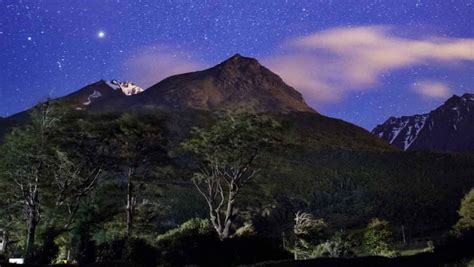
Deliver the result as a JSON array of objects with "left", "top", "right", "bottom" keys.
[
  {"left": 453, "top": 188, "right": 474, "bottom": 237},
  {"left": 313, "top": 231, "right": 356, "bottom": 258},
  {"left": 155, "top": 218, "right": 290, "bottom": 266},
  {"left": 96, "top": 238, "right": 157, "bottom": 267},
  {"left": 155, "top": 218, "right": 218, "bottom": 266},
  {"left": 28, "top": 229, "right": 60, "bottom": 264},
  {"left": 363, "top": 218, "right": 397, "bottom": 257},
  {"left": 75, "top": 238, "right": 96, "bottom": 266},
  {"left": 235, "top": 222, "right": 257, "bottom": 238},
  {"left": 292, "top": 212, "right": 329, "bottom": 259}
]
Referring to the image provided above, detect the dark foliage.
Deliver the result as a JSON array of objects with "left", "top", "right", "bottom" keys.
[
  {"left": 154, "top": 218, "right": 290, "bottom": 266},
  {"left": 96, "top": 238, "right": 158, "bottom": 267},
  {"left": 28, "top": 229, "right": 60, "bottom": 264}
]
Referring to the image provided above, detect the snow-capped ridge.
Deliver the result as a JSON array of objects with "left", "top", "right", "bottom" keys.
[
  {"left": 105, "top": 80, "right": 144, "bottom": 96},
  {"left": 373, "top": 92, "right": 474, "bottom": 151}
]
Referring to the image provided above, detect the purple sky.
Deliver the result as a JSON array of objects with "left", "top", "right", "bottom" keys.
[{"left": 1, "top": 0, "right": 473, "bottom": 129}]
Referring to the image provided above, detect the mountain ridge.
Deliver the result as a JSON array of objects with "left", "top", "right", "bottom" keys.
[
  {"left": 92, "top": 54, "right": 316, "bottom": 113},
  {"left": 0, "top": 54, "right": 393, "bottom": 151},
  {"left": 373, "top": 93, "right": 474, "bottom": 151}
]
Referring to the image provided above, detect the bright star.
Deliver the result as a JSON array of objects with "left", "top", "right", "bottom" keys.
[{"left": 97, "top": 31, "right": 105, "bottom": 38}]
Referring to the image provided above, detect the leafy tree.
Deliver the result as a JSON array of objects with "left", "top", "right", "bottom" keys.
[
  {"left": 453, "top": 188, "right": 474, "bottom": 236},
  {"left": 363, "top": 218, "right": 397, "bottom": 257},
  {"left": 0, "top": 102, "right": 101, "bottom": 260},
  {"left": 181, "top": 112, "right": 280, "bottom": 240},
  {"left": 0, "top": 102, "right": 68, "bottom": 258},
  {"left": 84, "top": 111, "right": 169, "bottom": 238}
]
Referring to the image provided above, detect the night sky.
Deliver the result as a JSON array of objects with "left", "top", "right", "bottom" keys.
[{"left": 1, "top": 0, "right": 473, "bottom": 129}]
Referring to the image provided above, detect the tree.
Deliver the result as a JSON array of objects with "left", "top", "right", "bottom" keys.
[
  {"left": 293, "top": 211, "right": 328, "bottom": 259},
  {"left": 453, "top": 188, "right": 474, "bottom": 236},
  {"left": 0, "top": 102, "right": 61, "bottom": 258},
  {"left": 0, "top": 102, "right": 102, "bottom": 260},
  {"left": 85, "top": 111, "right": 168, "bottom": 238},
  {"left": 181, "top": 112, "right": 280, "bottom": 240}
]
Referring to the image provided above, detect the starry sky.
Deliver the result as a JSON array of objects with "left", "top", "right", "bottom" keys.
[{"left": 1, "top": 0, "right": 473, "bottom": 129}]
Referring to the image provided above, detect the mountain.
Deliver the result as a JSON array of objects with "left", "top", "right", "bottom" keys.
[
  {"left": 373, "top": 93, "right": 474, "bottom": 151},
  {"left": 0, "top": 54, "right": 393, "bottom": 151},
  {"left": 94, "top": 54, "right": 315, "bottom": 113}
]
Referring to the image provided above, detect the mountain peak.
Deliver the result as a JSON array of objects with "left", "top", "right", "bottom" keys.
[
  {"left": 128, "top": 54, "right": 315, "bottom": 113},
  {"left": 217, "top": 53, "right": 261, "bottom": 70},
  {"left": 230, "top": 53, "right": 243, "bottom": 59}
]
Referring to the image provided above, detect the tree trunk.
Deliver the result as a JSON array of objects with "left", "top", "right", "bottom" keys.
[
  {"left": 25, "top": 210, "right": 39, "bottom": 258},
  {"left": 0, "top": 230, "right": 7, "bottom": 254},
  {"left": 220, "top": 188, "right": 237, "bottom": 240},
  {"left": 126, "top": 175, "right": 134, "bottom": 237}
]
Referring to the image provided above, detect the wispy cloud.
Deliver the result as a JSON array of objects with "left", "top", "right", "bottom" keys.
[
  {"left": 264, "top": 26, "right": 474, "bottom": 104},
  {"left": 411, "top": 80, "right": 451, "bottom": 98},
  {"left": 123, "top": 45, "right": 204, "bottom": 88}
]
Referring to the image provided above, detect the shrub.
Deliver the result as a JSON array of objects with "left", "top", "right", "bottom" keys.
[
  {"left": 453, "top": 188, "right": 474, "bottom": 237},
  {"left": 363, "top": 218, "right": 397, "bottom": 257},
  {"left": 155, "top": 218, "right": 218, "bottom": 266},
  {"left": 96, "top": 238, "right": 157, "bottom": 267},
  {"left": 155, "top": 218, "right": 290, "bottom": 266},
  {"left": 313, "top": 231, "right": 356, "bottom": 258},
  {"left": 235, "top": 222, "right": 257, "bottom": 238},
  {"left": 28, "top": 229, "right": 60, "bottom": 264},
  {"left": 292, "top": 212, "right": 328, "bottom": 259}
]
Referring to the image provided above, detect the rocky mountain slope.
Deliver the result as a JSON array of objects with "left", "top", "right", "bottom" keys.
[
  {"left": 373, "top": 93, "right": 474, "bottom": 151},
  {"left": 93, "top": 54, "right": 315, "bottom": 113}
]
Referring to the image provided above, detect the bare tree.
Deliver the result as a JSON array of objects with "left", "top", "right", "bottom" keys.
[{"left": 182, "top": 112, "right": 280, "bottom": 240}]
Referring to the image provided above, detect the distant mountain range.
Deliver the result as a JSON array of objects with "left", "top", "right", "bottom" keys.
[
  {"left": 373, "top": 93, "right": 474, "bottom": 152},
  {"left": 2, "top": 54, "right": 473, "bottom": 153}
]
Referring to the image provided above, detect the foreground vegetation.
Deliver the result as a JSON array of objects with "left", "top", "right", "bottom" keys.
[{"left": 0, "top": 101, "right": 473, "bottom": 266}]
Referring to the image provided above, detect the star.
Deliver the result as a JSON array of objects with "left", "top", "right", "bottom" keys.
[{"left": 97, "top": 31, "right": 105, "bottom": 38}]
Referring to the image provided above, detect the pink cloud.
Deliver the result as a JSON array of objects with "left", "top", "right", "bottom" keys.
[
  {"left": 411, "top": 80, "right": 451, "bottom": 98},
  {"left": 263, "top": 26, "right": 474, "bottom": 104},
  {"left": 122, "top": 45, "right": 204, "bottom": 88}
]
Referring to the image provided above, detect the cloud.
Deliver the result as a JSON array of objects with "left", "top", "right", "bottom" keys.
[
  {"left": 411, "top": 80, "right": 451, "bottom": 98},
  {"left": 264, "top": 26, "right": 474, "bottom": 104},
  {"left": 123, "top": 45, "right": 204, "bottom": 88}
]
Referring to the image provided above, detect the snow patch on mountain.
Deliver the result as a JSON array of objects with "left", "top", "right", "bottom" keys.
[
  {"left": 403, "top": 115, "right": 428, "bottom": 150},
  {"left": 83, "top": 90, "right": 102, "bottom": 106},
  {"left": 389, "top": 119, "right": 409, "bottom": 143},
  {"left": 372, "top": 114, "right": 428, "bottom": 151},
  {"left": 105, "top": 80, "right": 144, "bottom": 96}
]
